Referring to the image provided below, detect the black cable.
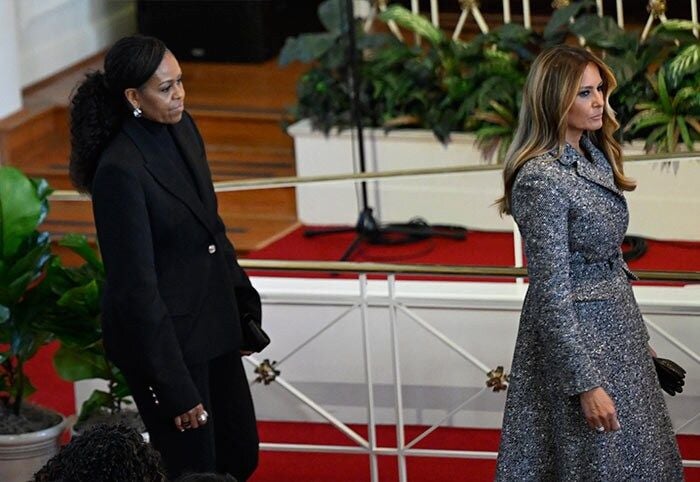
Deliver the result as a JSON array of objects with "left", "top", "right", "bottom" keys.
[{"left": 621, "top": 235, "right": 647, "bottom": 262}]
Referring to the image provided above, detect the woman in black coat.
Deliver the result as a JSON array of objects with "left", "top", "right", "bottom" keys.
[{"left": 69, "top": 35, "right": 261, "bottom": 481}]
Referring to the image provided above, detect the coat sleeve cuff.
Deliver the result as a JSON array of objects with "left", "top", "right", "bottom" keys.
[
  {"left": 153, "top": 377, "right": 202, "bottom": 418},
  {"left": 562, "top": 373, "right": 603, "bottom": 397}
]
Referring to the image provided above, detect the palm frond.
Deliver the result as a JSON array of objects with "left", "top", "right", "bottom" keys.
[
  {"left": 645, "top": 125, "right": 667, "bottom": 152},
  {"left": 667, "top": 44, "right": 700, "bottom": 86},
  {"left": 666, "top": 119, "right": 678, "bottom": 152},
  {"left": 657, "top": 68, "right": 672, "bottom": 112},
  {"left": 379, "top": 5, "right": 445, "bottom": 47},
  {"left": 685, "top": 117, "right": 700, "bottom": 134},
  {"left": 625, "top": 110, "right": 671, "bottom": 133},
  {"left": 677, "top": 116, "right": 694, "bottom": 150},
  {"left": 672, "top": 86, "right": 700, "bottom": 111}
]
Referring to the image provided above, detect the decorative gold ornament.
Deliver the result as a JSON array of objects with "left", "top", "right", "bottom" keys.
[
  {"left": 486, "top": 366, "right": 509, "bottom": 392},
  {"left": 551, "top": 0, "right": 571, "bottom": 8},
  {"left": 254, "top": 359, "right": 280, "bottom": 385},
  {"left": 647, "top": 0, "right": 667, "bottom": 18},
  {"left": 459, "top": 0, "right": 479, "bottom": 10}
]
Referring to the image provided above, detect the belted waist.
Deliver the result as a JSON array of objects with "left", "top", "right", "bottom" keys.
[{"left": 570, "top": 252, "right": 638, "bottom": 281}]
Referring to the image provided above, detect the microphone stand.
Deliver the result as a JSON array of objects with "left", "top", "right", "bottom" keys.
[{"left": 304, "top": 0, "right": 466, "bottom": 261}]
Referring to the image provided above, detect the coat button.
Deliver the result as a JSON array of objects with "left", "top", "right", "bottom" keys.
[{"left": 208, "top": 244, "right": 216, "bottom": 254}]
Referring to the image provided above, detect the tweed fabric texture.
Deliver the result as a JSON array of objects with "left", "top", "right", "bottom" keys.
[{"left": 495, "top": 137, "right": 683, "bottom": 481}]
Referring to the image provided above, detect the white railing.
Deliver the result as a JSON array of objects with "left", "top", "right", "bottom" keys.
[
  {"left": 364, "top": 0, "right": 699, "bottom": 39},
  {"left": 241, "top": 269, "right": 700, "bottom": 482}
]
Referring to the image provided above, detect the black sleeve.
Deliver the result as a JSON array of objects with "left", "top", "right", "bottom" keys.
[{"left": 92, "top": 161, "right": 200, "bottom": 417}]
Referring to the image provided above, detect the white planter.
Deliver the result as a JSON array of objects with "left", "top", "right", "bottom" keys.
[
  {"left": 0, "top": 416, "right": 67, "bottom": 482},
  {"left": 290, "top": 120, "right": 700, "bottom": 240}
]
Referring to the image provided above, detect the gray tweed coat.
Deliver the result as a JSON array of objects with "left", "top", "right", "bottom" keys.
[{"left": 495, "top": 137, "right": 683, "bottom": 481}]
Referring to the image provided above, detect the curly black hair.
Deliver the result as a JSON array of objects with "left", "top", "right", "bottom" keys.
[
  {"left": 32, "top": 423, "right": 167, "bottom": 482},
  {"left": 69, "top": 35, "right": 166, "bottom": 193}
]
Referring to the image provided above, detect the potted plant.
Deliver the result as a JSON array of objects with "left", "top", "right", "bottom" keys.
[
  {"left": 0, "top": 166, "right": 67, "bottom": 482},
  {"left": 281, "top": 0, "right": 699, "bottom": 239},
  {"left": 42, "top": 234, "right": 145, "bottom": 437}
]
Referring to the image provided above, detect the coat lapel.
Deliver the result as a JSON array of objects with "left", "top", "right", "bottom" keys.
[
  {"left": 558, "top": 139, "right": 622, "bottom": 197},
  {"left": 122, "top": 117, "right": 218, "bottom": 236},
  {"left": 168, "top": 116, "right": 219, "bottom": 212}
]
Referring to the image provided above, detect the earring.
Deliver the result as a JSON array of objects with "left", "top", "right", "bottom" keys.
[{"left": 132, "top": 106, "right": 142, "bottom": 118}]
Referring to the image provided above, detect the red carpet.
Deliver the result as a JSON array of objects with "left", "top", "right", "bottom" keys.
[
  {"left": 246, "top": 227, "right": 517, "bottom": 281},
  {"left": 245, "top": 226, "right": 700, "bottom": 283},
  {"left": 249, "top": 422, "right": 700, "bottom": 481},
  {"left": 28, "top": 227, "right": 700, "bottom": 480},
  {"left": 251, "top": 422, "right": 501, "bottom": 482},
  {"left": 27, "top": 341, "right": 75, "bottom": 416}
]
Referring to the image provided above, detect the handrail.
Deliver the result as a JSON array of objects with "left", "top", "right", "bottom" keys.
[
  {"left": 238, "top": 259, "right": 700, "bottom": 283},
  {"left": 48, "top": 151, "right": 700, "bottom": 200}
]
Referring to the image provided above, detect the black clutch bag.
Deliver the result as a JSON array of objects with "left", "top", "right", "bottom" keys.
[
  {"left": 653, "top": 357, "right": 686, "bottom": 396},
  {"left": 241, "top": 313, "right": 270, "bottom": 353},
  {"left": 234, "top": 285, "right": 270, "bottom": 352}
]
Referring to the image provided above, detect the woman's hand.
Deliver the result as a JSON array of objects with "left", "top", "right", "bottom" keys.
[
  {"left": 580, "top": 387, "right": 620, "bottom": 433},
  {"left": 174, "top": 403, "right": 208, "bottom": 432}
]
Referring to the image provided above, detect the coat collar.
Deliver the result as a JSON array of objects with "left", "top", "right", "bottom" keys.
[
  {"left": 556, "top": 136, "right": 622, "bottom": 197},
  {"left": 122, "top": 114, "right": 218, "bottom": 236}
]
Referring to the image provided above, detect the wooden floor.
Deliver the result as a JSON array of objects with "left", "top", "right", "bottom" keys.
[{"left": 0, "top": 55, "right": 307, "bottom": 255}]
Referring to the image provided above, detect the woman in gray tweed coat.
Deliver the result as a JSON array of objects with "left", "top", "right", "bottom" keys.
[{"left": 495, "top": 45, "right": 683, "bottom": 480}]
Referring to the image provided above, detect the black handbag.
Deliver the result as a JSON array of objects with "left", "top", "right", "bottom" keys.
[
  {"left": 235, "top": 285, "right": 270, "bottom": 353},
  {"left": 241, "top": 313, "right": 271, "bottom": 353},
  {"left": 653, "top": 357, "right": 686, "bottom": 396}
]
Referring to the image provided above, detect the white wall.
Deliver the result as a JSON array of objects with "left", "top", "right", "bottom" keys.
[
  {"left": 0, "top": 1, "right": 22, "bottom": 118},
  {"left": 291, "top": 121, "right": 700, "bottom": 240},
  {"left": 14, "top": 0, "right": 136, "bottom": 87}
]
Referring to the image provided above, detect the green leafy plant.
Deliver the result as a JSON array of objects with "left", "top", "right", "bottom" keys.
[
  {"left": 279, "top": 0, "right": 396, "bottom": 132},
  {"left": 281, "top": 0, "right": 699, "bottom": 159},
  {"left": 0, "top": 166, "right": 54, "bottom": 416},
  {"left": 625, "top": 66, "right": 700, "bottom": 152},
  {"left": 43, "top": 234, "right": 133, "bottom": 423},
  {"left": 0, "top": 167, "right": 135, "bottom": 431},
  {"left": 471, "top": 99, "right": 519, "bottom": 162}
]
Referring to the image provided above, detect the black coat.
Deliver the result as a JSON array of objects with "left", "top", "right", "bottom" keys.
[{"left": 91, "top": 112, "right": 261, "bottom": 418}]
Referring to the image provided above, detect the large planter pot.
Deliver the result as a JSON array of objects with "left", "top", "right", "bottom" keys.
[
  {"left": 290, "top": 120, "right": 700, "bottom": 240},
  {"left": 0, "top": 416, "right": 67, "bottom": 482}
]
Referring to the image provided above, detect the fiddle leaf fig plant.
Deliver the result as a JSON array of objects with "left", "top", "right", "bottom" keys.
[
  {"left": 0, "top": 166, "right": 53, "bottom": 416},
  {"left": 0, "top": 166, "right": 136, "bottom": 431},
  {"left": 43, "top": 234, "right": 133, "bottom": 423}
]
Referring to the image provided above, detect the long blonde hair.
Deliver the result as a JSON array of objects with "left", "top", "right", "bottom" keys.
[{"left": 496, "top": 44, "right": 635, "bottom": 215}]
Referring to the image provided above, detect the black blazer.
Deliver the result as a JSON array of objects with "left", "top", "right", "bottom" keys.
[{"left": 91, "top": 112, "right": 260, "bottom": 417}]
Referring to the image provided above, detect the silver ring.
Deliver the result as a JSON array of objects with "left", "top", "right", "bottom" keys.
[
  {"left": 197, "top": 410, "right": 209, "bottom": 423},
  {"left": 595, "top": 426, "right": 605, "bottom": 433}
]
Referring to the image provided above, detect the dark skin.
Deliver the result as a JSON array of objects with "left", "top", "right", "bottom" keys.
[{"left": 124, "top": 50, "right": 185, "bottom": 125}]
